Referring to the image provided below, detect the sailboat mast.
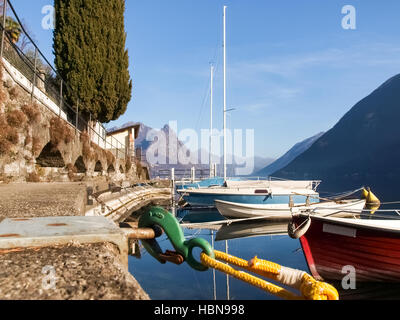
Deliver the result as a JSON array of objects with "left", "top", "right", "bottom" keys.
[
  {"left": 223, "top": 5, "right": 227, "bottom": 181},
  {"left": 210, "top": 64, "right": 214, "bottom": 178}
]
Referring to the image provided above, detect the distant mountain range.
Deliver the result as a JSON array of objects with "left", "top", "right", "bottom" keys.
[
  {"left": 110, "top": 122, "right": 274, "bottom": 178},
  {"left": 273, "top": 74, "right": 400, "bottom": 201},
  {"left": 255, "top": 132, "right": 324, "bottom": 177}
]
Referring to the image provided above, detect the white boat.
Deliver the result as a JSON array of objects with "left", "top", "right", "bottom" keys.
[
  {"left": 215, "top": 198, "right": 366, "bottom": 219},
  {"left": 177, "top": 178, "right": 321, "bottom": 207}
]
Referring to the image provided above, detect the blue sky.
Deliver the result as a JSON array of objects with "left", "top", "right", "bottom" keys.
[{"left": 10, "top": 0, "right": 400, "bottom": 158}]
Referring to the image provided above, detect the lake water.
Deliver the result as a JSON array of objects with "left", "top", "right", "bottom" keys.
[
  {"left": 129, "top": 205, "right": 400, "bottom": 300},
  {"left": 129, "top": 208, "right": 313, "bottom": 300}
]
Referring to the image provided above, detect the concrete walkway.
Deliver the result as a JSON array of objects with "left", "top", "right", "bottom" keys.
[
  {"left": 0, "top": 183, "right": 87, "bottom": 220},
  {"left": 0, "top": 182, "right": 154, "bottom": 300},
  {"left": 0, "top": 242, "right": 149, "bottom": 300}
]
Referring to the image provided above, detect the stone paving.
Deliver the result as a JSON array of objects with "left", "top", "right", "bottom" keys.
[
  {"left": 0, "top": 182, "right": 152, "bottom": 300},
  {"left": 0, "top": 242, "right": 149, "bottom": 300},
  {"left": 0, "top": 182, "right": 87, "bottom": 219}
]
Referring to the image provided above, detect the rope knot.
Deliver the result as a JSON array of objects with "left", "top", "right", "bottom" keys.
[
  {"left": 248, "top": 256, "right": 281, "bottom": 275},
  {"left": 300, "top": 274, "right": 339, "bottom": 300}
]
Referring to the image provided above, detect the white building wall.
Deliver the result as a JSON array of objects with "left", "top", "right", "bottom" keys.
[{"left": 2, "top": 57, "right": 118, "bottom": 152}]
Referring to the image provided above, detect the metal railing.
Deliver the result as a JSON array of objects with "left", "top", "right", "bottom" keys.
[
  {"left": 0, "top": 0, "right": 127, "bottom": 160},
  {"left": 153, "top": 167, "right": 211, "bottom": 182}
]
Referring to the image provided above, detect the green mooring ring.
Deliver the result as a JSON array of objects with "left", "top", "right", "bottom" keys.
[
  {"left": 139, "top": 206, "right": 215, "bottom": 272},
  {"left": 185, "top": 237, "right": 215, "bottom": 271}
]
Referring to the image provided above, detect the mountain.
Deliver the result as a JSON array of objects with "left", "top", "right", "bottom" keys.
[
  {"left": 136, "top": 122, "right": 188, "bottom": 162},
  {"left": 274, "top": 74, "right": 400, "bottom": 201},
  {"left": 127, "top": 122, "right": 195, "bottom": 178},
  {"left": 253, "top": 156, "right": 276, "bottom": 176},
  {"left": 255, "top": 132, "right": 324, "bottom": 177},
  {"left": 111, "top": 122, "right": 274, "bottom": 178},
  {"left": 198, "top": 150, "right": 275, "bottom": 177}
]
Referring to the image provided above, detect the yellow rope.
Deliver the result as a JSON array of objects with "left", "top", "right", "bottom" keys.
[
  {"left": 200, "top": 250, "right": 339, "bottom": 300},
  {"left": 200, "top": 252, "right": 301, "bottom": 301},
  {"left": 248, "top": 255, "right": 282, "bottom": 280},
  {"left": 300, "top": 274, "right": 339, "bottom": 301}
]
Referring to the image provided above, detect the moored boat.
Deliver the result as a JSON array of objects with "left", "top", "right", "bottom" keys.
[
  {"left": 176, "top": 177, "right": 240, "bottom": 190},
  {"left": 215, "top": 198, "right": 366, "bottom": 219},
  {"left": 292, "top": 214, "right": 400, "bottom": 282},
  {"left": 177, "top": 179, "right": 321, "bottom": 207}
]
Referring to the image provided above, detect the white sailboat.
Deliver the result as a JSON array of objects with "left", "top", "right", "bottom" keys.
[{"left": 177, "top": 6, "right": 321, "bottom": 207}]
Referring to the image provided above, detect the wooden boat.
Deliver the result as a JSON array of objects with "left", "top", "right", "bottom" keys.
[
  {"left": 292, "top": 214, "right": 400, "bottom": 282},
  {"left": 215, "top": 198, "right": 366, "bottom": 219}
]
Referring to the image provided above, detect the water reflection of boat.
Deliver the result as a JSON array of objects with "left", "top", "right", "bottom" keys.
[
  {"left": 215, "top": 199, "right": 366, "bottom": 219},
  {"left": 177, "top": 207, "right": 225, "bottom": 224},
  {"left": 293, "top": 214, "right": 400, "bottom": 282},
  {"left": 215, "top": 220, "right": 289, "bottom": 241}
]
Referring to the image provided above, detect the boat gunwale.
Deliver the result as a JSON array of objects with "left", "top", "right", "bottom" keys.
[
  {"left": 298, "top": 214, "right": 400, "bottom": 234},
  {"left": 177, "top": 188, "right": 319, "bottom": 196},
  {"left": 215, "top": 198, "right": 365, "bottom": 210}
]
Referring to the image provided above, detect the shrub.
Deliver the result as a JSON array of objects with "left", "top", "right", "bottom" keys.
[
  {"left": 80, "top": 131, "right": 95, "bottom": 161},
  {"left": 8, "top": 86, "right": 22, "bottom": 100},
  {"left": 66, "top": 163, "right": 77, "bottom": 173},
  {"left": 66, "top": 163, "right": 78, "bottom": 181},
  {"left": 6, "top": 109, "right": 27, "bottom": 128},
  {"left": 0, "top": 138, "right": 11, "bottom": 154},
  {"left": 21, "top": 103, "right": 41, "bottom": 124},
  {"left": 82, "top": 142, "right": 94, "bottom": 161},
  {"left": 0, "top": 114, "right": 19, "bottom": 154},
  {"left": 80, "top": 130, "right": 89, "bottom": 144},
  {"left": 36, "top": 165, "right": 45, "bottom": 177},
  {"left": 0, "top": 174, "right": 11, "bottom": 184},
  {"left": 50, "top": 117, "right": 74, "bottom": 146},
  {"left": 6, "top": 128, "right": 19, "bottom": 144},
  {"left": 26, "top": 172, "right": 41, "bottom": 183}
]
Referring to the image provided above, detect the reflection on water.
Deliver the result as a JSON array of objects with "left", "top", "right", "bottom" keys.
[
  {"left": 179, "top": 207, "right": 224, "bottom": 224},
  {"left": 129, "top": 208, "right": 306, "bottom": 300},
  {"left": 128, "top": 207, "right": 400, "bottom": 300}
]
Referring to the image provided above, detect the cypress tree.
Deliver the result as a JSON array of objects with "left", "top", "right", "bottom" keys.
[{"left": 53, "top": 0, "right": 132, "bottom": 123}]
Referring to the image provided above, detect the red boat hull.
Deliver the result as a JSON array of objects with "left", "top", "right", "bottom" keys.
[{"left": 296, "top": 216, "right": 400, "bottom": 282}]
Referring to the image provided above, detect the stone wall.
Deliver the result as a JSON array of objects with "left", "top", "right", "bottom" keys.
[{"left": 0, "top": 63, "right": 139, "bottom": 184}]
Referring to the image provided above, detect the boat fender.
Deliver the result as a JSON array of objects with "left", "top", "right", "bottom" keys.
[
  {"left": 361, "top": 188, "right": 369, "bottom": 199},
  {"left": 362, "top": 187, "right": 381, "bottom": 205},
  {"left": 367, "top": 188, "right": 380, "bottom": 205},
  {"left": 288, "top": 217, "right": 311, "bottom": 239}
]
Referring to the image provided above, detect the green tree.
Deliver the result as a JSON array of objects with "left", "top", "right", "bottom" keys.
[
  {"left": 5, "top": 17, "right": 22, "bottom": 44},
  {"left": 53, "top": 0, "right": 132, "bottom": 123}
]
